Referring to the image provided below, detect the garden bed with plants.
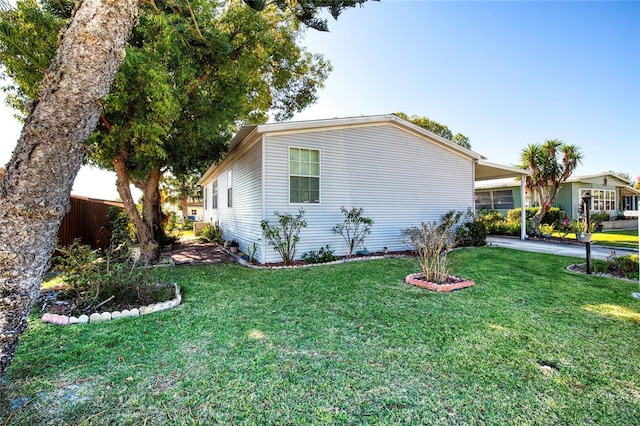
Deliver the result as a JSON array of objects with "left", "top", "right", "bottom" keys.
[{"left": 40, "top": 240, "right": 178, "bottom": 322}]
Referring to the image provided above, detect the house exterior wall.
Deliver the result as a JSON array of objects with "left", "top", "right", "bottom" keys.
[
  {"left": 202, "top": 139, "right": 265, "bottom": 261},
  {"left": 260, "top": 124, "right": 474, "bottom": 264},
  {"left": 475, "top": 175, "right": 631, "bottom": 220}
]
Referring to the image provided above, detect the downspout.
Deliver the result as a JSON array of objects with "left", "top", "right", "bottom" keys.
[{"left": 521, "top": 175, "right": 527, "bottom": 240}]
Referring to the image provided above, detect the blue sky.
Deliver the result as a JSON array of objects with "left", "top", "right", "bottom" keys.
[{"left": 1, "top": 0, "right": 639, "bottom": 199}]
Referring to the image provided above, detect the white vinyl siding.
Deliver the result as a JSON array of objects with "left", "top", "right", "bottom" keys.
[{"left": 262, "top": 124, "right": 474, "bottom": 264}]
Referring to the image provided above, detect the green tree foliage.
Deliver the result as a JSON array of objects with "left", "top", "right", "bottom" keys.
[
  {"left": 394, "top": 111, "right": 471, "bottom": 149},
  {"left": 161, "top": 173, "right": 201, "bottom": 220},
  {"left": 0, "top": 0, "right": 371, "bottom": 382},
  {"left": 0, "top": 0, "right": 67, "bottom": 115},
  {"left": 2, "top": 0, "right": 334, "bottom": 262},
  {"left": 520, "top": 139, "right": 582, "bottom": 235}
]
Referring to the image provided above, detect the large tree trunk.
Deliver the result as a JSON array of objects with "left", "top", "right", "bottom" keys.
[
  {"left": 142, "top": 167, "right": 164, "bottom": 256},
  {"left": 180, "top": 197, "right": 189, "bottom": 220},
  {"left": 113, "top": 154, "right": 159, "bottom": 264},
  {"left": 529, "top": 188, "right": 548, "bottom": 236},
  {"left": 0, "top": 0, "right": 139, "bottom": 381}
]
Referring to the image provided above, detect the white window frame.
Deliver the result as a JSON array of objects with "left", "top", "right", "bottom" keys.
[
  {"left": 580, "top": 188, "right": 616, "bottom": 212},
  {"left": 475, "top": 189, "right": 514, "bottom": 210},
  {"left": 227, "top": 170, "right": 233, "bottom": 208},
  {"left": 288, "top": 146, "right": 320, "bottom": 205},
  {"left": 212, "top": 180, "right": 218, "bottom": 209}
]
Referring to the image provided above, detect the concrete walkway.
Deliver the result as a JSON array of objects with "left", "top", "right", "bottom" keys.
[{"left": 487, "top": 236, "right": 638, "bottom": 261}]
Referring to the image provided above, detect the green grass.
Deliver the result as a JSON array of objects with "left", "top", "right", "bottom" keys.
[
  {"left": 2, "top": 248, "right": 639, "bottom": 425},
  {"left": 552, "top": 228, "right": 639, "bottom": 249}
]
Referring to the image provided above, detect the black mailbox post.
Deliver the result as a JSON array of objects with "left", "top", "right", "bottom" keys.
[{"left": 581, "top": 191, "right": 593, "bottom": 274}]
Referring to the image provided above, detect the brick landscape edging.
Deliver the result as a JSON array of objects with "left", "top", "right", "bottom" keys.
[
  {"left": 405, "top": 273, "right": 475, "bottom": 292},
  {"left": 41, "top": 283, "right": 182, "bottom": 325}
]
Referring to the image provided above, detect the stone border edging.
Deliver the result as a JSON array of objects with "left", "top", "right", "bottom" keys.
[
  {"left": 565, "top": 264, "right": 637, "bottom": 282},
  {"left": 41, "top": 283, "right": 182, "bottom": 326},
  {"left": 405, "top": 273, "right": 475, "bottom": 292}
]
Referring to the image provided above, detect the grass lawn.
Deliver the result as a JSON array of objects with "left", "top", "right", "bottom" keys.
[
  {"left": 552, "top": 228, "right": 639, "bottom": 249},
  {"left": 2, "top": 248, "right": 639, "bottom": 425}
]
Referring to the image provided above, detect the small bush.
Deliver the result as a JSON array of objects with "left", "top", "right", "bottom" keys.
[
  {"left": 538, "top": 223, "right": 555, "bottom": 235},
  {"left": 261, "top": 209, "right": 307, "bottom": 264},
  {"left": 333, "top": 207, "right": 374, "bottom": 257},
  {"left": 165, "top": 211, "right": 179, "bottom": 232},
  {"left": 182, "top": 217, "right": 194, "bottom": 230},
  {"left": 200, "top": 222, "right": 223, "bottom": 244},
  {"left": 609, "top": 254, "right": 639, "bottom": 280},
  {"left": 401, "top": 221, "right": 456, "bottom": 283},
  {"left": 301, "top": 245, "right": 338, "bottom": 264},
  {"left": 53, "top": 239, "right": 165, "bottom": 315},
  {"left": 456, "top": 221, "right": 487, "bottom": 247},
  {"left": 590, "top": 211, "right": 610, "bottom": 225},
  {"left": 508, "top": 207, "right": 563, "bottom": 225}
]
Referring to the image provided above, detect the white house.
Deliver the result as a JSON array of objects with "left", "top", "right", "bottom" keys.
[{"left": 198, "top": 115, "right": 528, "bottom": 264}]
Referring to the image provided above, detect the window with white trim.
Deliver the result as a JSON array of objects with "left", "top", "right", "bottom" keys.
[
  {"left": 581, "top": 189, "right": 615, "bottom": 211},
  {"left": 212, "top": 180, "right": 218, "bottom": 209},
  {"left": 475, "top": 190, "right": 514, "bottom": 210},
  {"left": 289, "top": 147, "right": 320, "bottom": 204},
  {"left": 227, "top": 170, "right": 233, "bottom": 208},
  {"left": 204, "top": 186, "right": 208, "bottom": 210}
]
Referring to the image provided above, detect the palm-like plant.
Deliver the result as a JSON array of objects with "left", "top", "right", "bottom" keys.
[{"left": 520, "top": 139, "right": 582, "bottom": 235}]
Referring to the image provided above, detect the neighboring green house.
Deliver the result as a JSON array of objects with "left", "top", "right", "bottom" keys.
[{"left": 475, "top": 172, "right": 640, "bottom": 219}]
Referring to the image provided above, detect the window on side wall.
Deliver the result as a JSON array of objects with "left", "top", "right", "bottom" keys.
[
  {"left": 204, "top": 186, "right": 208, "bottom": 210},
  {"left": 227, "top": 170, "right": 233, "bottom": 208},
  {"left": 212, "top": 180, "right": 218, "bottom": 209},
  {"left": 475, "top": 190, "right": 514, "bottom": 210},
  {"left": 289, "top": 147, "right": 320, "bottom": 204},
  {"left": 492, "top": 190, "right": 514, "bottom": 210}
]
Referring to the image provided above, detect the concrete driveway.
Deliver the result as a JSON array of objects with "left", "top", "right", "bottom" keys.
[{"left": 486, "top": 236, "right": 638, "bottom": 261}]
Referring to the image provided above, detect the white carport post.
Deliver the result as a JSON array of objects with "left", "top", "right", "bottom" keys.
[{"left": 520, "top": 175, "right": 527, "bottom": 240}]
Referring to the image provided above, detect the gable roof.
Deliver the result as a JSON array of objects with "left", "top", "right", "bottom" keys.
[{"left": 198, "top": 114, "right": 486, "bottom": 185}]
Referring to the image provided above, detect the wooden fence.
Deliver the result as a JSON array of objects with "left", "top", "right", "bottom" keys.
[{"left": 57, "top": 196, "right": 124, "bottom": 250}]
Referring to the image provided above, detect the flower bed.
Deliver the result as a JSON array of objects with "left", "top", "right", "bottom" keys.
[{"left": 405, "top": 273, "right": 475, "bottom": 292}]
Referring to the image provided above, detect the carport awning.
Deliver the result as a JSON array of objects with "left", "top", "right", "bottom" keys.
[{"left": 475, "top": 159, "right": 531, "bottom": 181}]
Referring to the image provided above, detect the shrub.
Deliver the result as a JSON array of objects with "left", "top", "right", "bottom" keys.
[
  {"left": 333, "top": 207, "right": 374, "bottom": 257},
  {"left": 301, "top": 245, "right": 338, "bottom": 264},
  {"left": 507, "top": 207, "right": 563, "bottom": 225},
  {"left": 538, "top": 223, "right": 555, "bottom": 235},
  {"left": 53, "top": 239, "right": 166, "bottom": 315},
  {"left": 402, "top": 221, "right": 456, "bottom": 283},
  {"left": 609, "top": 254, "right": 639, "bottom": 280},
  {"left": 590, "top": 211, "right": 610, "bottom": 225},
  {"left": 182, "top": 217, "right": 194, "bottom": 230},
  {"left": 456, "top": 221, "right": 487, "bottom": 247},
  {"left": 261, "top": 209, "right": 307, "bottom": 264},
  {"left": 200, "top": 222, "right": 223, "bottom": 244},
  {"left": 165, "top": 211, "right": 179, "bottom": 232},
  {"left": 555, "top": 214, "right": 573, "bottom": 239},
  {"left": 478, "top": 210, "right": 522, "bottom": 236},
  {"left": 105, "top": 206, "right": 136, "bottom": 251}
]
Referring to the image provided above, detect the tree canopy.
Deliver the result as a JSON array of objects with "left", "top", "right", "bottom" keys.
[
  {"left": 0, "top": 0, "right": 370, "bottom": 380},
  {"left": 394, "top": 111, "right": 471, "bottom": 149}
]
